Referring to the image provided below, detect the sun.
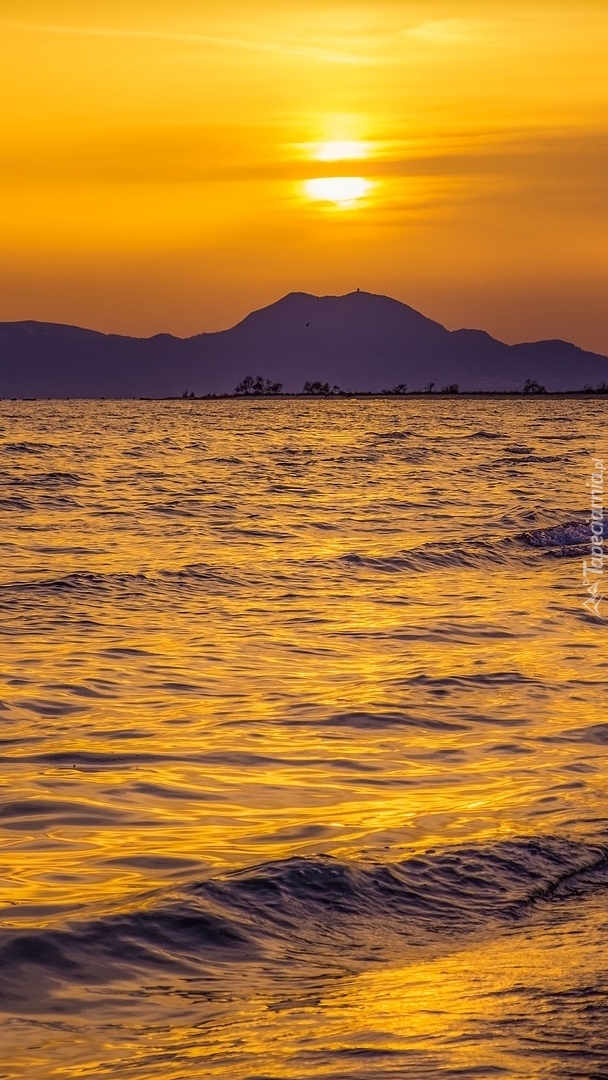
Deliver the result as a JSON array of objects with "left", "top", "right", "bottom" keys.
[
  {"left": 314, "top": 140, "right": 369, "bottom": 161},
  {"left": 304, "top": 176, "right": 372, "bottom": 208}
]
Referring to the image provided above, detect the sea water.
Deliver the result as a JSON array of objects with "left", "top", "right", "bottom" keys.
[{"left": 0, "top": 397, "right": 606, "bottom": 1079}]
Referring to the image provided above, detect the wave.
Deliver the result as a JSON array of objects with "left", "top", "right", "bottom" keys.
[
  {"left": 1, "top": 835, "right": 606, "bottom": 1010},
  {"left": 337, "top": 536, "right": 512, "bottom": 573},
  {"left": 499, "top": 454, "right": 566, "bottom": 466},
  {"left": 281, "top": 708, "right": 469, "bottom": 732},
  {"left": 325, "top": 518, "right": 597, "bottom": 575},
  {"left": 0, "top": 563, "right": 242, "bottom": 598},
  {"left": 0, "top": 496, "right": 35, "bottom": 512},
  {"left": 0, "top": 570, "right": 150, "bottom": 596},
  {"left": 0, "top": 518, "right": 592, "bottom": 604},
  {"left": 4, "top": 471, "right": 83, "bottom": 488},
  {"left": 0, "top": 441, "right": 56, "bottom": 455},
  {"left": 370, "top": 430, "right": 414, "bottom": 442},
  {"left": 518, "top": 521, "right": 590, "bottom": 549}
]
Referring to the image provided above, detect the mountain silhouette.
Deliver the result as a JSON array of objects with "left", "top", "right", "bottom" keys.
[{"left": 1, "top": 290, "right": 607, "bottom": 397}]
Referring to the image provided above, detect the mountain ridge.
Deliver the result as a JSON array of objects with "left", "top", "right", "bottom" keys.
[{"left": 1, "top": 290, "right": 607, "bottom": 397}]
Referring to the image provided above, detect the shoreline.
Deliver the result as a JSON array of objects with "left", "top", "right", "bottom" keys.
[{"left": 4, "top": 391, "right": 608, "bottom": 403}]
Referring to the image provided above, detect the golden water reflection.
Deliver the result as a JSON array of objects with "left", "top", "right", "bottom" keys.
[
  {"left": 2, "top": 893, "right": 606, "bottom": 1077},
  {"left": 0, "top": 399, "right": 606, "bottom": 920}
]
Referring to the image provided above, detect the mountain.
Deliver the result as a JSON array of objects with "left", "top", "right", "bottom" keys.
[{"left": 1, "top": 290, "right": 607, "bottom": 397}]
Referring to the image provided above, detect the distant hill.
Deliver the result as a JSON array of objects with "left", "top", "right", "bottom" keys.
[{"left": 1, "top": 290, "right": 607, "bottom": 397}]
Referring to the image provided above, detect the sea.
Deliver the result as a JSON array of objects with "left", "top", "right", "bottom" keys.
[{"left": 0, "top": 396, "right": 607, "bottom": 1079}]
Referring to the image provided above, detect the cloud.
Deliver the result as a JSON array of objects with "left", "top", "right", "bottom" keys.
[
  {"left": 405, "top": 18, "right": 483, "bottom": 43},
  {"left": 0, "top": 18, "right": 365, "bottom": 65}
]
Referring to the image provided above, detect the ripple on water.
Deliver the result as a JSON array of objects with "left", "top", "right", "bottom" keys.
[{"left": 0, "top": 398, "right": 606, "bottom": 1078}]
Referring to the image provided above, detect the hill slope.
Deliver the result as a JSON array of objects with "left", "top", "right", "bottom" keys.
[{"left": 1, "top": 291, "right": 607, "bottom": 397}]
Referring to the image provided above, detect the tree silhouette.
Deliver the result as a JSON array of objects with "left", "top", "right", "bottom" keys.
[
  {"left": 235, "top": 375, "right": 282, "bottom": 395},
  {"left": 522, "top": 379, "right": 547, "bottom": 394},
  {"left": 303, "top": 380, "right": 332, "bottom": 395},
  {"left": 234, "top": 375, "right": 255, "bottom": 395}
]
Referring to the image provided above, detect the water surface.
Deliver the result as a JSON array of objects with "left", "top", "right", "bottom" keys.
[{"left": 0, "top": 398, "right": 606, "bottom": 1078}]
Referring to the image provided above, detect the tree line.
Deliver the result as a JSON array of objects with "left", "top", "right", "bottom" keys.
[{"left": 231, "top": 375, "right": 608, "bottom": 396}]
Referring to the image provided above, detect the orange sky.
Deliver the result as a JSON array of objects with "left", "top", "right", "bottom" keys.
[{"left": 1, "top": 1, "right": 607, "bottom": 351}]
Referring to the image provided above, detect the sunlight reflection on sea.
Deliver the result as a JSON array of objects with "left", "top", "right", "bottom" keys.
[{"left": 0, "top": 397, "right": 606, "bottom": 1078}]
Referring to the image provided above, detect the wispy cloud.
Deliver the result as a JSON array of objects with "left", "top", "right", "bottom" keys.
[
  {"left": 0, "top": 19, "right": 366, "bottom": 65},
  {"left": 405, "top": 19, "right": 483, "bottom": 43}
]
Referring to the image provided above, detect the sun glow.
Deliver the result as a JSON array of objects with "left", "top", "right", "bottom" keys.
[
  {"left": 304, "top": 176, "right": 372, "bottom": 207},
  {"left": 314, "top": 139, "right": 369, "bottom": 161},
  {"left": 1, "top": 4, "right": 608, "bottom": 347}
]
